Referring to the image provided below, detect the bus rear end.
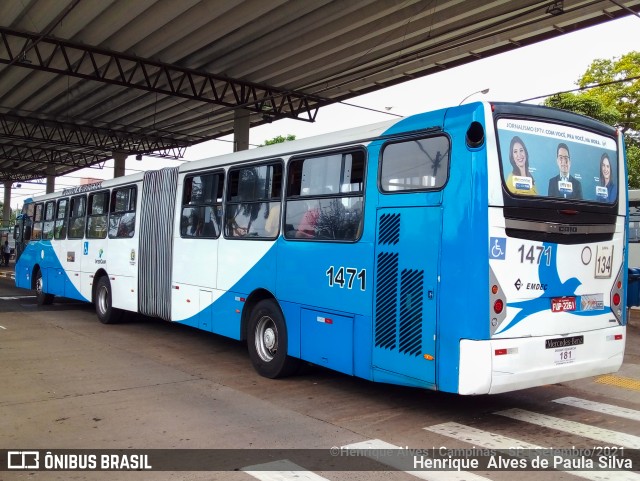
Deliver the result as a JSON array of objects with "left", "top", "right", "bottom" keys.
[{"left": 460, "top": 103, "right": 626, "bottom": 394}]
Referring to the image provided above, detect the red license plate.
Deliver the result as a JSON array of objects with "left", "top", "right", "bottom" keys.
[{"left": 551, "top": 296, "right": 576, "bottom": 313}]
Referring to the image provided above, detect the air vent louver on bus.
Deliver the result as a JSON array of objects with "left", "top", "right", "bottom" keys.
[
  {"left": 375, "top": 251, "right": 399, "bottom": 350},
  {"left": 375, "top": 211, "right": 425, "bottom": 358},
  {"left": 379, "top": 213, "right": 400, "bottom": 245},
  {"left": 399, "top": 269, "right": 424, "bottom": 357}
]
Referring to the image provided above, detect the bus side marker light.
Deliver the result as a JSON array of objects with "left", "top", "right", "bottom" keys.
[
  {"left": 491, "top": 285, "right": 499, "bottom": 294},
  {"left": 423, "top": 354, "right": 434, "bottom": 361},
  {"left": 493, "top": 299, "right": 504, "bottom": 314},
  {"left": 235, "top": 309, "right": 241, "bottom": 314},
  {"left": 606, "top": 334, "right": 623, "bottom": 341},
  {"left": 316, "top": 317, "right": 333, "bottom": 324},
  {"left": 234, "top": 296, "right": 246, "bottom": 302},
  {"left": 495, "top": 348, "right": 518, "bottom": 356}
]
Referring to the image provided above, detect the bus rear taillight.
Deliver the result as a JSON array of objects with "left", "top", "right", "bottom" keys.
[
  {"left": 489, "top": 267, "right": 507, "bottom": 335},
  {"left": 613, "top": 293, "right": 621, "bottom": 306},
  {"left": 494, "top": 299, "right": 504, "bottom": 314}
]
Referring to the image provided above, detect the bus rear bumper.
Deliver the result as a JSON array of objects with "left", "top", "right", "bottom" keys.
[{"left": 458, "top": 326, "right": 626, "bottom": 395}]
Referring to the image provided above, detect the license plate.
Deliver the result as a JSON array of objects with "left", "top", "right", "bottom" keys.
[
  {"left": 551, "top": 296, "right": 576, "bottom": 312},
  {"left": 545, "top": 335, "right": 584, "bottom": 349}
]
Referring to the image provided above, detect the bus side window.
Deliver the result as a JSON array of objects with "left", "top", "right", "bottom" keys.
[
  {"left": 22, "top": 203, "right": 35, "bottom": 241},
  {"left": 87, "top": 191, "right": 109, "bottom": 239},
  {"left": 380, "top": 136, "right": 450, "bottom": 191},
  {"left": 68, "top": 195, "right": 87, "bottom": 240},
  {"left": 42, "top": 201, "right": 56, "bottom": 240},
  {"left": 225, "top": 163, "right": 282, "bottom": 239},
  {"left": 284, "top": 150, "right": 365, "bottom": 241},
  {"left": 54, "top": 198, "right": 69, "bottom": 240},
  {"left": 180, "top": 172, "right": 224, "bottom": 239},
  {"left": 109, "top": 186, "right": 137, "bottom": 239},
  {"left": 32, "top": 203, "right": 44, "bottom": 240}
]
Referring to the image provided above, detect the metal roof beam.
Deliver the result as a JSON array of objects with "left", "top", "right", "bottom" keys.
[
  {"left": 0, "top": 142, "right": 110, "bottom": 170},
  {"left": 0, "top": 26, "right": 324, "bottom": 123},
  {"left": 0, "top": 112, "right": 188, "bottom": 157}
]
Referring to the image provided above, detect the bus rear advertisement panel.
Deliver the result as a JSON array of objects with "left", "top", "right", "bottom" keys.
[{"left": 13, "top": 102, "right": 627, "bottom": 395}]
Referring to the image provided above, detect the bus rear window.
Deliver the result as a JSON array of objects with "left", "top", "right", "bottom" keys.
[{"left": 497, "top": 118, "right": 618, "bottom": 203}]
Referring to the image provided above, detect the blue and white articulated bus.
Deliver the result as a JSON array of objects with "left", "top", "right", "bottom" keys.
[{"left": 13, "top": 102, "right": 628, "bottom": 394}]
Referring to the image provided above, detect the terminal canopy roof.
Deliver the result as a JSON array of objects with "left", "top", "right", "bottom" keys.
[{"left": 0, "top": 0, "right": 638, "bottom": 181}]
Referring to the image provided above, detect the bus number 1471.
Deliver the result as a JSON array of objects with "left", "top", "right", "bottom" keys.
[
  {"left": 518, "top": 245, "right": 552, "bottom": 266},
  {"left": 326, "top": 266, "right": 366, "bottom": 291}
]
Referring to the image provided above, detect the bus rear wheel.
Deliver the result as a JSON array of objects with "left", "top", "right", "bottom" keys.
[
  {"left": 247, "top": 299, "right": 300, "bottom": 379},
  {"left": 95, "top": 276, "right": 123, "bottom": 324},
  {"left": 34, "top": 269, "right": 54, "bottom": 306}
]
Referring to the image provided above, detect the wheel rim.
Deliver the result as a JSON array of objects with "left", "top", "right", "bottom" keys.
[
  {"left": 255, "top": 315, "right": 277, "bottom": 362},
  {"left": 97, "top": 284, "right": 109, "bottom": 315}
]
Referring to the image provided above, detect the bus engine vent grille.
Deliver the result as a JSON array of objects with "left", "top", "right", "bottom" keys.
[
  {"left": 379, "top": 213, "right": 400, "bottom": 245},
  {"left": 375, "top": 251, "right": 398, "bottom": 350},
  {"left": 399, "top": 269, "right": 424, "bottom": 357}
]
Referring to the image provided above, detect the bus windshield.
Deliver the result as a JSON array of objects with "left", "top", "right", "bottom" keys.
[{"left": 497, "top": 118, "right": 618, "bottom": 203}]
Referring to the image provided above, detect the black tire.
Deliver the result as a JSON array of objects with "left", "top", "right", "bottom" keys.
[
  {"left": 247, "top": 299, "right": 300, "bottom": 379},
  {"left": 34, "top": 269, "right": 54, "bottom": 306},
  {"left": 95, "top": 276, "right": 123, "bottom": 324}
]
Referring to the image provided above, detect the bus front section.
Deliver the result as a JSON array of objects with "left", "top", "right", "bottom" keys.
[{"left": 460, "top": 103, "right": 626, "bottom": 395}]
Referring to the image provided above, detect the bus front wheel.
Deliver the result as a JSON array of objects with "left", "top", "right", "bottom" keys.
[
  {"left": 34, "top": 269, "right": 54, "bottom": 306},
  {"left": 95, "top": 276, "right": 123, "bottom": 324},
  {"left": 247, "top": 299, "right": 300, "bottom": 379}
]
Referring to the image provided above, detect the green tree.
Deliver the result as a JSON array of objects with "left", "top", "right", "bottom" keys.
[
  {"left": 260, "top": 134, "right": 296, "bottom": 146},
  {"left": 544, "top": 51, "right": 640, "bottom": 187}
]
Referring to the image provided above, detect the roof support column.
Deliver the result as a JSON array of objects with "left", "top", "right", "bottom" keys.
[
  {"left": 233, "top": 109, "right": 250, "bottom": 152},
  {"left": 113, "top": 151, "right": 127, "bottom": 178},
  {"left": 3, "top": 181, "right": 11, "bottom": 228},
  {"left": 46, "top": 165, "right": 56, "bottom": 194}
]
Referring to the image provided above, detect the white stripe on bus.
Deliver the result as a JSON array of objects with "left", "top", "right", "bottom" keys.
[
  {"left": 425, "top": 422, "right": 640, "bottom": 481},
  {"left": 343, "top": 439, "right": 492, "bottom": 481},
  {"left": 553, "top": 397, "right": 640, "bottom": 422},
  {"left": 495, "top": 408, "right": 640, "bottom": 449},
  {"left": 243, "top": 460, "right": 329, "bottom": 481}
]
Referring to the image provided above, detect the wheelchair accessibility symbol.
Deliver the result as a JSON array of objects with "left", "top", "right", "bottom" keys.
[{"left": 490, "top": 237, "right": 506, "bottom": 260}]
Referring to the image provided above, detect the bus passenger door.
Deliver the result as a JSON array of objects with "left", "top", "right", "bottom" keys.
[{"left": 372, "top": 206, "right": 441, "bottom": 388}]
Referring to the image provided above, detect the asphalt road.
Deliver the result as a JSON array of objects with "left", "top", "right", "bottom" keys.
[{"left": 0, "top": 272, "right": 639, "bottom": 481}]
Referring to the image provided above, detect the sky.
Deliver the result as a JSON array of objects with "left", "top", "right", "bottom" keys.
[{"left": 4, "top": 14, "right": 640, "bottom": 209}]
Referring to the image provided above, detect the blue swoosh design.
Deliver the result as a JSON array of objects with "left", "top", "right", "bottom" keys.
[{"left": 497, "top": 242, "right": 604, "bottom": 334}]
